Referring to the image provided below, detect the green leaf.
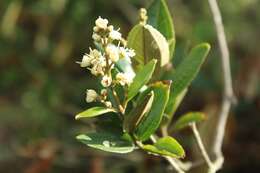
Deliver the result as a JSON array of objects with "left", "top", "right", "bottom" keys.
[
  {"left": 75, "top": 107, "right": 115, "bottom": 120},
  {"left": 148, "top": 0, "right": 175, "bottom": 57},
  {"left": 76, "top": 132, "right": 135, "bottom": 154},
  {"left": 127, "top": 59, "right": 157, "bottom": 102},
  {"left": 162, "top": 88, "right": 187, "bottom": 126},
  {"left": 142, "top": 136, "right": 185, "bottom": 158},
  {"left": 165, "top": 43, "right": 210, "bottom": 116},
  {"left": 127, "top": 24, "right": 169, "bottom": 70},
  {"left": 134, "top": 81, "right": 170, "bottom": 141},
  {"left": 123, "top": 91, "right": 154, "bottom": 133},
  {"left": 173, "top": 112, "right": 206, "bottom": 131}
]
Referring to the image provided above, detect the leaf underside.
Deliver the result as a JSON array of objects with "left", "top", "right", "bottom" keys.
[
  {"left": 75, "top": 107, "right": 115, "bottom": 120},
  {"left": 148, "top": 0, "right": 175, "bottom": 57},
  {"left": 76, "top": 132, "right": 134, "bottom": 154}
]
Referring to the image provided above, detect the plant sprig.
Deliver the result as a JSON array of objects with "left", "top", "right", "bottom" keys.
[{"left": 75, "top": 1, "right": 213, "bottom": 172}]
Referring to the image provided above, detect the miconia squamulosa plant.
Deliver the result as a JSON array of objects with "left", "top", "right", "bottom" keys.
[{"left": 74, "top": 0, "right": 219, "bottom": 172}]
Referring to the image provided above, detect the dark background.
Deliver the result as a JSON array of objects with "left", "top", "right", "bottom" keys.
[{"left": 0, "top": 0, "right": 259, "bottom": 172}]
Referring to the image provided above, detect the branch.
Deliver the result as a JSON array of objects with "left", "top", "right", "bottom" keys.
[
  {"left": 190, "top": 123, "right": 216, "bottom": 172},
  {"left": 207, "top": 0, "right": 235, "bottom": 170},
  {"left": 165, "top": 157, "right": 185, "bottom": 173}
]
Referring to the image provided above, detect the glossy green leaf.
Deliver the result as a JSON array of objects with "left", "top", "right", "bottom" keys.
[
  {"left": 76, "top": 132, "right": 135, "bottom": 154},
  {"left": 127, "top": 24, "right": 169, "bottom": 70},
  {"left": 75, "top": 107, "right": 115, "bottom": 120},
  {"left": 148, "top": 0, "right": 175, "bottom": 57},
  {"left": 165, "top": 43, "right": 210, "bottom": 116},
  {"left": 127, "top": 59, "right": 157, "bottom": 102},
  {"left": 134, "top": 81, "right": 170, "bottom": 141},
  {"left": 173, "top": 112, "right": 206, "bottom": 131},
  {"left": 123, "top": 91, "right": 154, "bottom": 133},
  {"left": 143, "top": 136, "right": 185, "bottom": 158},
  {"left": 161, "top": 88, "right": 187, "bottom": 125}
]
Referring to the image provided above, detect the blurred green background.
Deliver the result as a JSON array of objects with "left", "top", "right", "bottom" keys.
[{"left": 0, "top": 0, "right": 259, "bottom": 173}]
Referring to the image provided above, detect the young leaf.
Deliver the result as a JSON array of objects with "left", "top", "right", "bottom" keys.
[
  {"left": 127, "top": 24, "right": 169, "bottom": 70},
  {"left": 76, "top": 132, "right": 135, "bottom": 154},
  {"left": 75, "top": 107, "right": 115, "bottom": 120},
  {"left": 134, "top": 81, "right": 170, "bottom": 141},
  {"left": 127, "top": 59, "right": 157, "bottom": 102},
  {"left": 142, "top": 136, "right": 185, "bottom": 158},
  {"left": 165, "top": 43, "right": 210, "bottom": 117},
  {"left": 148, "top": 0, "right": 175, "bottom": 57},
  {"left": 173, "top": 112, "right": 206, "bottom": 131},
  {"left": 123, "top": 91, "right": 154, "bottom": 133}
]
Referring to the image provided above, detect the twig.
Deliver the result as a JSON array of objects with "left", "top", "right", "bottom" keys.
[
  {"left": 110, "top": 88, "right": 124, "bottom": 115},
  {"left": 207, "top": 0, "right": 235, "bottom": 170},
  {"left": 190, "top": 123, "right": 215, "bottom": 172},
  {"left": 150, "top": 135, "right": 185, "bottom": 173},
  {"left": 165, "top": 157, "right": 185, "bottom": 173}
]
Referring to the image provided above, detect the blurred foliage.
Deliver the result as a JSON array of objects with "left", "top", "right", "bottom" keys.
[{"left": 0, "top": 0, "right": 259, "bottom": 172}]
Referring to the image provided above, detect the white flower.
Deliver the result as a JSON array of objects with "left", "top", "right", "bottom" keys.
[
  {"left": 101, "top": 75, "right": 112, "bottom": 87},
  {"left": 91, "top": 64, "right": 104, "bottom": 76},
  {"left": 106, "top": 45, "right": 119, "bottom": 62},
  {"left": 91, "top": 55, "right": 106, "bottom": 66},
  {"left": 92, "top": 33, "right": 101, "bottom": 41},
  {"left": 89, "top": 52, "right": 106, "bottom": 76},
  {"left": 108, "top": 25, "right": 114, "bottom": 32},
  {"left": 116, "top": 72, "right": 132, "bottom": 86},
  {"left": 78, "top": 54, "right": 92, "bottom": 67},
  {"left": 104, "top": 101, "right": 112, "bottom": 108},
  {"left": 109, "top": 30, "right": 122, "bottom": 40},
  {"left": 86, "top": 89, "right": 98, "bottom": 103},
  {"left": 127, "top": 49, "right": 136, "bottom": 57},
  {"left": 95, "top": 17, "right": 108, "bottom": 30},
  {"left": 89, "top": 48, "right": 101, "bottom": 59},
  {"left": 119, "top": 47, "right": 136, "bottom": 59}
]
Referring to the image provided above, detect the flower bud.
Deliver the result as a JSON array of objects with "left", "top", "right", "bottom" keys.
[
  {"left": 95, "top": 17, "right": 108, "bottom": 30},
  {"left": 101, "top": 75, "right": 112, "bottom": 87},
  {"left": 92, "top": 33, "right": 101, "bottom": 41},
  {"left": 108, "top": 25, "right": 114, "bottom": 32},
  {"left": 109, "top": 30, "right": 122, "bottom": 40},
  {"left": 93, "top": 26, "right": 99, "bottom": 32},
  {"left": 101, "top": 89, "right": 108, "bottom": 98},
  {"left": 86, "top": 89, "right": 98, "bottom": 103}
]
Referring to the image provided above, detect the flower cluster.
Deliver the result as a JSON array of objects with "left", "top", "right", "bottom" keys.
[{"left": 78, "top": 17, "right": 136, "bottom": 108}]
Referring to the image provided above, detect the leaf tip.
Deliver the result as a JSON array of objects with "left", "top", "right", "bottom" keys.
[
  {"left": 75, "top": 114, "right": 80, "bottom": 120},
  {"left": 200, "top": 42, "right": 211, "bottom": 51},
  {"left": 76, "top": 134, "right": 84, "bottom": 140}
]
